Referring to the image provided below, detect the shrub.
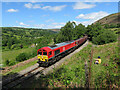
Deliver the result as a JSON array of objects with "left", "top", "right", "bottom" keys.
[
  {"left": 16, "top": 53, "right": 27, "bottom": 62},
  {"left": 92, "top": 30, "right": 117, "bottom": 45},
  {"left": 8, "top": 60, "right": 16, "bottom": 66},
  {"left": 5, "top": 59, "right": 10, "bottom": 66}
]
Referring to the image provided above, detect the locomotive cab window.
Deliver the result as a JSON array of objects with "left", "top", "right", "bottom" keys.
[
  {"left": 55, "top": 49, "right": 60, "bottom": 55},
  {"left": 38, "top": 51, "right": 42, "bottom": 55},
  {"left": 43, "top": 52, "right": 47, "bottom": 55},
  {"left": 49, "top": 51, "right": 52, "bottom": 56}
]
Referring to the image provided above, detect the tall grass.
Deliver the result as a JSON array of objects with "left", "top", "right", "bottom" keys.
[
  {"left": 46, "top": 44, "right": 93, "bottom": 88},
  {"left": 2, "top": 47, "right": 35, "bottom": 67},
  {"left": 42, "top": 42, "right": 119, "bottom": 88}
]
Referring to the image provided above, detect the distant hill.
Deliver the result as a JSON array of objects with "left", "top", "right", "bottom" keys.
[
  {"left": 2, "top": 27, "right": 59, "bottom": 31},
  {"left": 46, "top": 29, "right": 60, "bottom": 32},
  {"left": 93, "top": 12, "right": 120, "bottom": 25}
]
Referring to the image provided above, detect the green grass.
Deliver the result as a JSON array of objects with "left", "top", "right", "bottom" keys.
[
  {"left": 44, "top": 43, "right": 93, "bottom": 88},
  {"left": 3, "top": 60, "right": 37, "bottom": 76},
  {"left": 2, "top": 47, "right": 35, "bottom": 67},
  {"left": 91, "top": 42, "right": 119, "bottom": 88},
  {"left": 43, "top": 41, "right": 119, "bottom": 88},
  {"left": 13, "top": 41, "right": 119, "bottom": 88},
  {"left": 109, "top": 28, "right": 120, "bottom": 34}
]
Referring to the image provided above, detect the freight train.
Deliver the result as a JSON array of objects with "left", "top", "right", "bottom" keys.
[{"left": 37, "top": 35, "right": 88, "bottom": 66}]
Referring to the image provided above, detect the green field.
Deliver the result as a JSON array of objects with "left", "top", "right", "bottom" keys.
[
  {"left": 2, "top": 47, "right": 36, "bottom": 67},
  {"left": 47, "top": 42, "right": 119, "bottom": 88},
  {"left": 3, "top": 60, "right": 37, "bottom": 76}
]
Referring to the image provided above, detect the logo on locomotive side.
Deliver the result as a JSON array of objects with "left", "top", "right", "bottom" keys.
[{"left": 63, "top": 47, "right": 65, "bottom": 51}]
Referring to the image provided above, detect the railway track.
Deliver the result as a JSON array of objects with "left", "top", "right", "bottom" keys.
[{"left": 2, "top": 66, "right": 45, "bottom": 89}]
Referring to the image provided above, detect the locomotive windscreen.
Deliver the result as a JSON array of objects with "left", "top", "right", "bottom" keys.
[
  {"left": 43, "top": 52, "right": 47, "bottom": 55},
  {"left": 38, "top": 51, "right": 42, "bottom": 55}
]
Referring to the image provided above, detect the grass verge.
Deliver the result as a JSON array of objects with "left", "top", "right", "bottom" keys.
[
  {"left": 2, "top": 47, "right": 35, "bottom": 67},
  {"left": 3, "top": 60, "right": 37, "bottom": 76}
]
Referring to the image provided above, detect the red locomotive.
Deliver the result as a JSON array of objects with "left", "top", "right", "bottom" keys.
[{"left": 37, "top": 35, "right": 88, "bottom": 66}]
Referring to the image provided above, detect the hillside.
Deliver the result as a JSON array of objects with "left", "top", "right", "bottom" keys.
[
  {"left": 46, "top": 29, "right": 60, "bottom": 32},
  {"left": 94, "top": 12, "right": 120, "bottom": 25},
  {"left": 2, "top": 27, "right": 57, "bottom": 51}
]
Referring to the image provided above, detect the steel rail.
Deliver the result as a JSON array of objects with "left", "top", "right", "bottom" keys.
[{"left": 2, "top": 67, "right": 45, "bottom": 89}]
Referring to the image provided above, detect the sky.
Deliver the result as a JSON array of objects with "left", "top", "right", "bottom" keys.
[{"left": 1, "top": 1, "right": 119, "bottom": 29}]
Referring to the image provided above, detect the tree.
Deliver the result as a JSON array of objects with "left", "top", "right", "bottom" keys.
[
  {"left": 16, "top": 53, "right": 27, "bottom": 62},
  {"left": 73, "top": 23, "right": 86, "bottom": 40},
  {"left": 92, "top": 30, "right": 117, "bottom": 45},
  {"left": 61, "top": 21, "right": 75, "bottom": 41},
  {"left": 7, "top": 39, "right": 12, "bottom": 49},
  {"left": 86, "top": 23, "right": 103, "bottom": 41},
  {"left": 55, "top": 21, "right": 77, "bottom": 43}
]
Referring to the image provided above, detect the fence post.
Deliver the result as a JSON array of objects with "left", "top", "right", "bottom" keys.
[{"left": 88, "top": 47, "right": 94, "bottom": 88}]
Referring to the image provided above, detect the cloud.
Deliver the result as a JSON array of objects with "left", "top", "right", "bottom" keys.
[
  {"left": 73, "top": 2, "right": 96, "bottom": 9},
  {"left": 53, "top": 25, "right": 63, "bottom": 28},
  {"left": 24, "top": 3, "right": 33, "bottom": 8},
  {"left": 19, "top": 22, "right": 29, "bottom": 26},
  {"left": 24, "top": 3, "right": 66, "bottom": 11},
  {"left": 33, "top": 4, "right": 41, "bottom": 9},
  {"left": 74, "top": 20, "right": 97, "bottom": 26},
  {"left": 76, "top": 11, "right": 109, "bottom": 21},
  {"left": 30, "top": 0, "right": 36, "bottom": 3},
  {"left": 75, "top": 11, "right": 109, "bottom": 26},
  {"left": 42, "top": 5, "right": 66, "bottom": 11},
  {"left": 34, "top": 24, "right": 45, "bottom": 28},
  {"left": 52, "top": 22, "right": 65, "bottom": 25},
  {"left": 33, "top": 22, "right": 65, "bottom": 29},
  {"left": 72, "top": 20, "right": 92, "bottom": 26},
  {"left": 7, "top": 9, "right": 18, "bottom": 12}
]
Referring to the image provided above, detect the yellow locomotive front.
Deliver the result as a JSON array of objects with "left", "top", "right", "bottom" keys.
[
  {"left": 37, "top": 50, "right": 48, "bottom": 62},
  {"left": 37, "top": 47, "right": 52, "bottom": 66}
]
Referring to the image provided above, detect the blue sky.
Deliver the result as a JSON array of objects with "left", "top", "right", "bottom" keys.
[{"left": 2, "top": 2, "right": 118, "bottom": 29}]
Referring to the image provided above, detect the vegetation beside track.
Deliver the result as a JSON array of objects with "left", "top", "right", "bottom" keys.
[
  {"left": 36, "top": 41, "right": 119, "bottom": 88},
  {"left": 3, "top": 60, "right": 37, "bottom": 76},
  {"left": 2, "top": 47, "right": 36, "bottom": 67}
]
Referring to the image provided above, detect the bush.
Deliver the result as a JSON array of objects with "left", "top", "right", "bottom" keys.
[
  {"left": 5, "top": 59, "right": 16, "bottom": 66},
  {"left": 5, "top": 59, "right": 10, "bottom": 66},
  {"left": 16, "top": 53, "right": 28, "bottom": 62},
  {"left": 92, "top": 30, "right": 117, "bottom": 45},
  {"left": 8, "top": 60, "right": 16, "bottom": 66}
]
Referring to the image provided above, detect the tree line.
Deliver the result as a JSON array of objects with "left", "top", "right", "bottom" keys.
[
  {"left": 2, "top": 27, "right": 57, "bottom": 51},
  {"left": 54, "top": 21, "right": 118, "bottom": 45}
]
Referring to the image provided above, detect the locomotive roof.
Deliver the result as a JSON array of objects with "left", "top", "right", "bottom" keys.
[
  {"left": 38, "top": 47, "right": 52, "bottom": 52},
  {"left": 48, "top": 40, "right": 75, "bottom": 50}
]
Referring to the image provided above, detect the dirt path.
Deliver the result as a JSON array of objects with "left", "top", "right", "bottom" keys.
[{"left": 2, "top": 56, "right": 38, "bottom": 74}]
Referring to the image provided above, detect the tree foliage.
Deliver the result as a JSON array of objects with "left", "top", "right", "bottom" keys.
[
  {"left": 86, "top": 23, "right": 103, "bottom": 41},
  {"left": 92, "top": 30, "right": 117, "bottom": 45},
  {"left": 16, "top": 53, "right": 28, "bottom": 62},
  {"left": 54, "top": 21, "right": 86, "bottom": 43},
  {"left": 2, "top": 27, "right": 57, "bottom": 50},
  {"left": 86, "top": 23, "right": 117, "bottom": 45}
]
